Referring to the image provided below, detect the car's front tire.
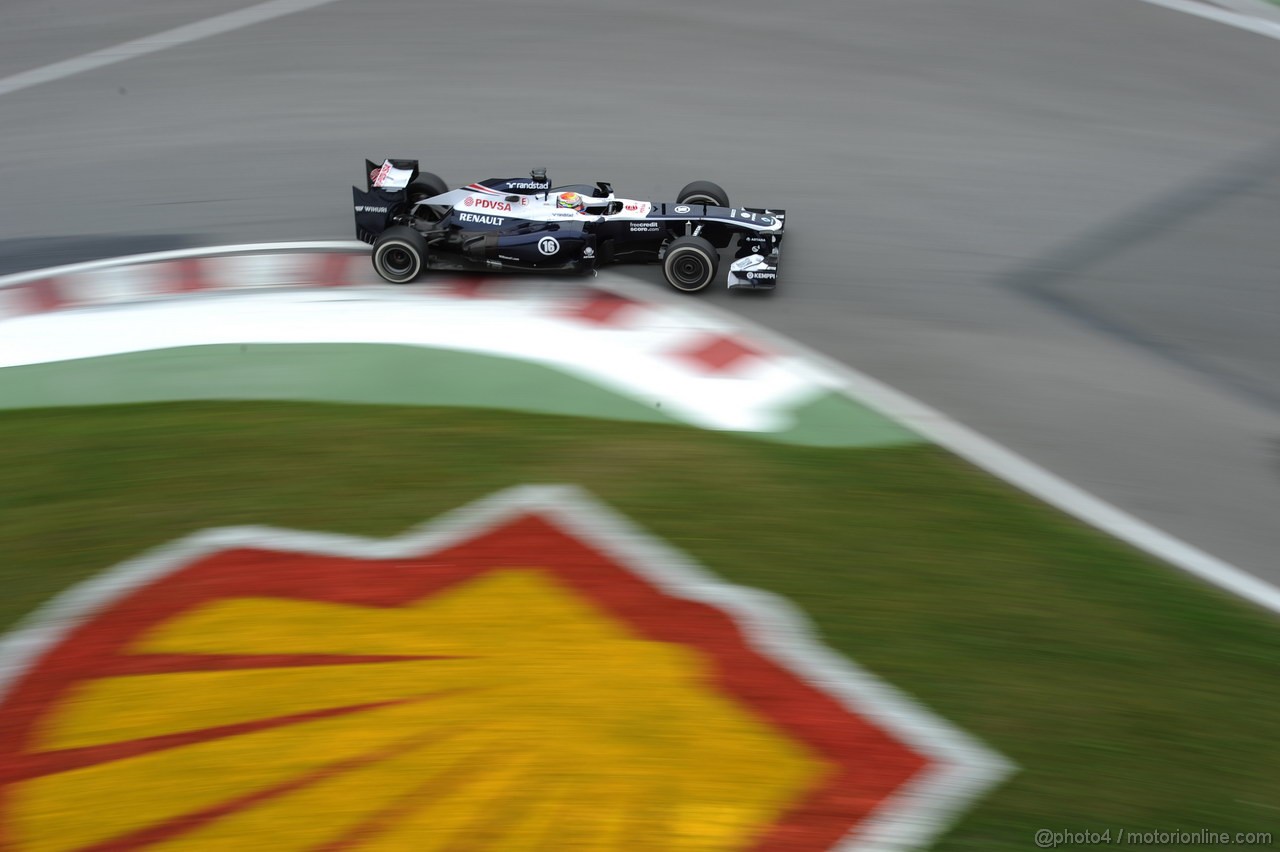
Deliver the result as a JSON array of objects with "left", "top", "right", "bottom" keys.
[
  {"left": 676, "top": 180, "right": 730, "bottom": 208},
  {"left": 372, "top": 226, "right": 428, "bottom": 284},
  {"left": 662, "top": 235, "right": 719, "bottom": 293}
]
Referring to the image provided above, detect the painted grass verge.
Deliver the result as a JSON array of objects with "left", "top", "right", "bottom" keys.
[
  {"left": 0, "top": 343, "right": 680, "bottom": 426},
  {"left": 0, "top": 343, "right": 919, "bottom": 449},
  {"left": 1, "top": 401, "right": 1278, "bottom": 849}
]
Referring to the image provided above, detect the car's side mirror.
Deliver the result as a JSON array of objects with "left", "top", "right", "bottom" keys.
[
  {"left": 532, "top": 167, "right": 548, "bottom": 182},
  {"left": 596, "top": 181, "right": 613, "bottom": 197}
]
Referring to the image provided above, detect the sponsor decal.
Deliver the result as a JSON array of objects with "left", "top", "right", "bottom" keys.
[
  {"left": 354, "top": 205, "right": 389, "bottom": 214},
  {"left": 760, "top": 216, "right": 774, "bottom": 225},
  {"left": 537, "top": 236, "right": 560, "bottom": 256},
  {"left": 505, "top": 181, "right": 550, "bottom": 190},
  {"left": 520, "top": 197, "right": 529, "bottom": 206},
  {"left": 673, "top": 205, "right": 692, "bottom": 214},
  {"left": 745, "top": 270, "right": 777, "bottom": 281},
  {"left": 583, "top": 246, "right": 595, "bottom": 258},
  {"left": 0, "top": 488, "right": 1000, "bottom": 850},
  {"left": 370, "top": 161, "right": 412, "bottom": 190},
  {"left": 629, "top": 222, "right": 660, "bottom": 232},
  {"left": 624, "top": 203, "right": 640, "bottom": 211},
  {"left": 463, "top": 197, "right": 513, "bottom": 212},
  {"left": 458, "top": 212, "right": 505, "bottom": 226}
]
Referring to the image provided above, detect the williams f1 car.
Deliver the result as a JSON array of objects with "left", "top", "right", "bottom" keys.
[{"left": 352, "top": 159, "right": 785, "bottom": 292}]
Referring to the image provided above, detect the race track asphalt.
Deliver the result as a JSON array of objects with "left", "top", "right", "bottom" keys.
[{"left": 3, "top": 0, "right": 1279, "bottom": 588}]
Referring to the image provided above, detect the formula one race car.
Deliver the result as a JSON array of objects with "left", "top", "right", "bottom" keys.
[{"left": 352, "top": 159, "right": 785, "bottom": 292}]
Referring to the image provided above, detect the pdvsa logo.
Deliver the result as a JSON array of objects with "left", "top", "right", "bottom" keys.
[{"left": 469, "top": 197, "right": 512, "bottom": 212}]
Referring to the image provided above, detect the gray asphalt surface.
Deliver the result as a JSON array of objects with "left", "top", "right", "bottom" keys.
[{"left": 2, "top": 0, "right": 1279, "bottom": 589}]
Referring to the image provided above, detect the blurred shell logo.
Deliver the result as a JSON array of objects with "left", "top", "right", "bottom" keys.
[{"left": 0, "top": 486, "right": 1003, "bottom": 851}]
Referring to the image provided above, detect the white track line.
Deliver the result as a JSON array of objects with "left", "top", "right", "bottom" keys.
[
  {"left": 591, "top": 275, "right": 1280, "bottom": 617},
  {"left": 0, "top": 0, "right": 347, "bottom": 98},
  {"left": 1136, "top": 0, "right": 1280, "bottom": 41}
]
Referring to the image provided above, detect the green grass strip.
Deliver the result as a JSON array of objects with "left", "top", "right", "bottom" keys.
[
  {"left": 0, "top": 343, "right": 677, "bottom": 424},
  {"left": 0, "top": 344, "right": 919, "bottom": 448}
]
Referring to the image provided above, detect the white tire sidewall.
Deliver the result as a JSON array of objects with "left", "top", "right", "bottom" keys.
[
  {"left": 664, "top": 245, "right": 715, "bottom": 292},
  {"left": 373, "top": 238, "right": 423, "bottom": 283}
]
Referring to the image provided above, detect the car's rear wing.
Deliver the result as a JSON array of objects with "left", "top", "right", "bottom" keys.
[
  {"left": 353, "top": 158, "right": 420, "bottom": 244},
  {"left": 364, "top": 158, "right": 419, "bottom": 192}
]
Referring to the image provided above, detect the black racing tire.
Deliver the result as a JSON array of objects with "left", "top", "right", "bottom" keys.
[
  {"left": 676, "top": 180, "right": 730, "bottom": 208},
  {"left": 372, "top": 226, "right": 428, "bottom": 284},
  {"left": 662, "top": 235, "right": 719, "bottom": 293},
  {"left": 408, "top": 171, "right": 448, "bottom": 198}
]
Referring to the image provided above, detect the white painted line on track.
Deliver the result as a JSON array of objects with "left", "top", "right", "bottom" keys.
[
  {"left": 592, "top": 275, "right": 1280, "bottom": 617},
  {"left": 0, "top": 0, "right": 347, "bottom": 98},
  {"left": 1136, "top": 0, "right": 1280, "bottom": 41}
]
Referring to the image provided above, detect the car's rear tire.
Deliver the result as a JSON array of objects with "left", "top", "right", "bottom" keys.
[
  {"left": 410, "top": 171, "right": 448, "bottom": 197},
  {"left": 372, "top": 226, "right": 428, "bottom": 284},
  {"left": 662, "top": 236, "right": 719, "bottom": 293},
  {"left": 406, "top": 172, "right": 449, "bottom": 222},
  {"left": 676, "top": 180, "right": 729, "bottom": 208}
]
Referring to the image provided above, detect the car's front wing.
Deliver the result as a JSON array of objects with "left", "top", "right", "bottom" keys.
[{"left": 727, "top": 209, "right": 785, "bottom": 290}]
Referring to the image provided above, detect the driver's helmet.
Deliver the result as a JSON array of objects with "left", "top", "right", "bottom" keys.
[{"left": 556, "top": 191, "right": 585, "bottom": 213}]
